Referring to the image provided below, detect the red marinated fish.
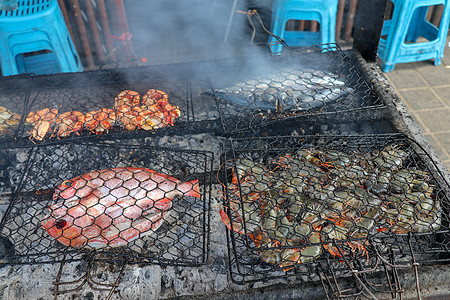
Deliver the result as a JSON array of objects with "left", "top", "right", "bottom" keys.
[{"left": 41, "top": 167, "right": 200, "bottom": 248}]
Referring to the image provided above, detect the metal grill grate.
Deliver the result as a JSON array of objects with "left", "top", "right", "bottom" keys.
[
  {"left": 202, "top": 44, "right": 386, "bottom": 134},
  {"left": 0, "top": 63, "right": 212, "bottom": 146},
  {"left": 0, "top": 141, "right": 214, "bottom": 266},
  {"left": 219, "top": 134, "right": 449, "bottom": 283}
]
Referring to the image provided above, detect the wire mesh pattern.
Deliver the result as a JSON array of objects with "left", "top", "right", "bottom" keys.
[
  {"left": 0, "top": 62, "right": 214, "bottom": 146},
  {"left": 0, "top": 141, "right": 213, "bottom": 266},
  {"left": 202, "top": 44, "right": 386, "bottom": 134},
  {"left": 219, "top": 134, "right": 449, "bottom": 283}
]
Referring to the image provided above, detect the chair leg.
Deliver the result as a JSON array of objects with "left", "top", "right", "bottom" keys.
[{"left": 382, "top": 62, "right": 396, "bottom": 73}]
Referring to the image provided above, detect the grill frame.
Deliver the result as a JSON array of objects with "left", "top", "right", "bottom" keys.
[
  {"left": 0, "top": 140, "right": 214, "bottom": 267},
  {"left": 219, "top": 133, "right": 450, "bottom": 284}
]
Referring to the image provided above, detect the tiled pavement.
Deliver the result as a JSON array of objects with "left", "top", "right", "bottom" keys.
[{"left": 379, "top": 38, "right": 450, "bottom": 173}]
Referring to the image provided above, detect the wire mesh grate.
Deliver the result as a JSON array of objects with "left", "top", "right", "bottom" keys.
[
  {"left": 219, "top": 134, "right": 450, "bottom": 283},
  {"left": 0, "top": 62, "right": 223, "bottom": 146},
  {"left": 202, "top": 44, "right": 386, "bottom": 134},
  {"left": 0, "top": 141, "right": 214, "bottom": 266}
]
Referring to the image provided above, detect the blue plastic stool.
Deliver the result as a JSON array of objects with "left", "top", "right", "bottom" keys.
[
  {"left": 268, "top": 0, "right": 339, "bottom": 54},
  {"left": 0, "top": 0, "right": 83, "bottom": 76},
  {"left": 378, "top": 0, "right": 450, "bottom": 72}
]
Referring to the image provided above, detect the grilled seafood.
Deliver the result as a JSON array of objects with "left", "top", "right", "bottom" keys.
[
  {"left": 142, "top": 89, "right": 169, "bottom": 107},
  {"left": 113, "top": 90, "right": 141, "bottom": 109},
  {"left": 202, "top": 67, "right": 354, "bottom": 112},
  {"left": 220, "top": 145, "right": 441, "bottom": 268},
  {"left": 26, "top": 108, "right": 58, "bottom": 141},
  {"left": 41, "top": 167, "right": 200, "bottom": 248},
  {"left": 0, "top": 106, "right": 21, "bottom": 134},
  {"left": 85, "top": 108, "right": 116, "bottom": 134},
  {"left": 52, "top": 111, "right": 85, "bottom": 138}
]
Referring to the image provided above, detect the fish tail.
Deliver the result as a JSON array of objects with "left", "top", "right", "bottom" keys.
[{"left": 181, "top": 179, "right": 201, "bottom": 198}]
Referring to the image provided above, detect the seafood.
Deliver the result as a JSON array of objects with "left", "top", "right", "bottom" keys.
[
  {"left": 141, "top": 89, "right": 169, "bottom": 107},
  {"left": 0, "top": 106, "right": 21, "bottom": 134},
  {"left": 85, "top": 108, "right": 116, "bottom": 134},
  {"left": 113, "top": 90, "right": 141, "bottom": 109},
  {"left": 41, "top": 167, "right": 200, "bottom": 248},
  {"left": 26, "top": 108, "right": 58, "bottom": 141},
  {"left": 202, "top": 67, "right": 354, "bottom": 111},
  {"left": 52, "top": 111, "right": 85, "bottom": 138},
  {"left": 220, "top": 144, "right": 441, "bottom": 269}
]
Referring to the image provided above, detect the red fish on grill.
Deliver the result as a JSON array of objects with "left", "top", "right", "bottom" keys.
[{"left": 41, "top": 167, "right": 200, "bottom": 248}]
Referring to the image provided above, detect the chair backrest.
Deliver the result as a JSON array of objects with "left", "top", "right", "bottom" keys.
[{"left": 0, "top": 0, "right": 52, "bottom": 17}]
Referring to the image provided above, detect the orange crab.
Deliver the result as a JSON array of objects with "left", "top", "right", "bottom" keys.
[
  {"left": 26, "top": 108, "right": 59, "bottom": 142},
  {"left": 85, "top": 108, "right": 116, "bottom": 134},
  {"left": 51, "top": 111, "right": 85, "bottom": 138}
]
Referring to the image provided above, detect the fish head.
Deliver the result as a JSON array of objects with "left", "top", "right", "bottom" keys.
[{"left": 41, "top": 205, "right": 94, "bottom": 248}]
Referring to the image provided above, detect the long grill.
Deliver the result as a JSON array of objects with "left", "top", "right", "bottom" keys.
[{"left": 0, "top": 43, "right": 448, "bottom": 299}]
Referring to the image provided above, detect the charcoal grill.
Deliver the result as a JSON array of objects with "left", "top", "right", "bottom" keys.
[
  {"left": 0, "top": 141, "right": 214, "bottom": 266},
  {"left": 220, "top": 134, "right": 450, "bottom": 286},
  {"left": 0, "top": 37, "right": 448, "bottom": 299}
]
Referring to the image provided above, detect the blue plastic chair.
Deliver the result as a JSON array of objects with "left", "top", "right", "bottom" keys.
[
  {"left": 268, "top": 0, "right": 339, "bottom": 54},
  {"left": 0, "top": 0, "right": 83, "bottom": 76},
  {"left": 378, "top": 0, "right": 450, "bottom": 72}
]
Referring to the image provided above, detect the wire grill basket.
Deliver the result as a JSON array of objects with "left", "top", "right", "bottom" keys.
[
  {"left": 203, "top": 44, "right": 386, "bottom": 134},
  {"left": 0, "top": 141, "right": 214, "bottom": 266},
  {"left": 219, "top": 134, "right": 449, "bottom": 283},
  {"left": 0, "top": 62, "right": 223, "bottom": 146}
]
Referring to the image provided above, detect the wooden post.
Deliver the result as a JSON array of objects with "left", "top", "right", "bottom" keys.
[{"left": 69, "top": 0, "right": 95, "bottom": 68}]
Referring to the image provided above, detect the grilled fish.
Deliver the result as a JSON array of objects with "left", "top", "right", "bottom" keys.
[{"left": 41, "top": 167, "right": 200, "bottom": 249}]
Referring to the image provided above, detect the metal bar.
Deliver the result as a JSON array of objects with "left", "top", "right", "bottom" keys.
[
  {"left": 84, "top": 0, "right": 105, "bottom": 62},
  {"left": 224, "top": 0, "right": 239, "bottom": 42},
  {"left": 408, "top": 234, "right": 422, "bottom": 300},
  {"left": 353, "top": 0, "right": 388, "bottom": 62},
  {"left": 69, "top": 0, "right": 95, "bottom": 68},
  {"left": 335, "top": 0, "right": 345, "bottom": 41}
]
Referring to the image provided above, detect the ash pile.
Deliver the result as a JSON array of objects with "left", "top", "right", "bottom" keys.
[{"left": 0, "top": 45, "right": 449, "bottom": 300}]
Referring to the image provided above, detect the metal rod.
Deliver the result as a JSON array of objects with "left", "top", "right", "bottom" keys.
[
  {"left": 408, "top": 234, "right": 422, "bottom": 300},
  {"left": 69, "top": 0, "right": 95, "bottom": 68},
  {"left": 84, "top": 0, "right": 105, "bottom": 62},
  {"left": 333, "top": 240, "right": 378, "bottom": 300},
  {"left": 224, "top": 0, "right": 239, "bottom": 42}
]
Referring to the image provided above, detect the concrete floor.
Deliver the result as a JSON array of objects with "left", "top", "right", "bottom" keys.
[{"left": 380, "top": 37, "right": 450, "bottom": 173}]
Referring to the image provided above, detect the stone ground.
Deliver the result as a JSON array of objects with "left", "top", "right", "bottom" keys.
[{"left": 380, "top": 36, "right": 450, "bottom": 173}]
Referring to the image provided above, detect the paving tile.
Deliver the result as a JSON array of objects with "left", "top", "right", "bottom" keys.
[
  {"left": 443, "top": 160, "right": 450, "bottom": 174},
  {"left": 424, "top": 134, "right": 449, "bottom": 162},
  {"left": 416, "top": 64, "right": 450, "bottom": 87},
  {"left": 409, "top": 111, "right": 428, "bottom": 133},
  {"left": 434, "top": 86, "right": 450, "bottom": 106},
  {"left": 399, "top": 89, "right": 445, "bottom": 110},
  {"left": 434, "top": 132, "right": 450, "bottom": 158},
  {"left": 385, "top": 69, "right": 428, "bottom": 90},
  {"left": 413, "top": 108, "right": 450, "bottom": 133}
]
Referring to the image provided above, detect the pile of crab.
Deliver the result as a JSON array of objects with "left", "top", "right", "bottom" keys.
[
  {"left": 24, "top": 89, "right": 181, "bottom": 142},
  {"left": 220, "top": 145, "right": 442, "bottom": 270}
]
